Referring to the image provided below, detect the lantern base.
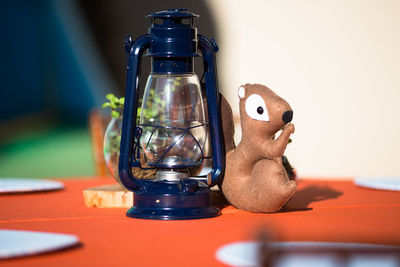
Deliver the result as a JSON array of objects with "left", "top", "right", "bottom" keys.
[
  {"left": 126, "top": 179, "right": 221, "bottom": 220},
  {"left": 126, "top": 206, "right": 220, "bottom": 220}
]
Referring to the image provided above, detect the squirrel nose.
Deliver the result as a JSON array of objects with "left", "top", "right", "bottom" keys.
[{"left": 282, "top": 110, "right": 293, "bottom": 123}]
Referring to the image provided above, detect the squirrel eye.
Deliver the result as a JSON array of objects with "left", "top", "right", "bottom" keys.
[{"left": 245, "top": 94, "right": 269, "bottom": 122}]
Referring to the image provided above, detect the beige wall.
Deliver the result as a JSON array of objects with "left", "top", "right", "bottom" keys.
[{"left": 206, "top": 0, "right": 400, "bottom": 178}]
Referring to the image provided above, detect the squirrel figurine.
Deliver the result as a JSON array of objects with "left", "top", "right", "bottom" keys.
[{"left": 221, "top": 83, "right": 296, "bottom": 212}]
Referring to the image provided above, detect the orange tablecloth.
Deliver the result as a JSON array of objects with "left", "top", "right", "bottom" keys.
[{"left": 1, "top": 178, "right": 400, "bottom": 266}]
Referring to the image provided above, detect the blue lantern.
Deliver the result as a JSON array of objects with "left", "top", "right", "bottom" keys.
[{"left": 119, "top": 9, "right": 225, "bottom": 220}]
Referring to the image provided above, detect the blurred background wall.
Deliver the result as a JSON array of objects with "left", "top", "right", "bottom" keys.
[
  {"left": 0, "top": 0, "right": 216, "bottom": 178},
  {"left": 208, "top": 0, "right": 400, "bottom": 178},
  {"left": 1, "top": 0, "right": 399, "bottom": 179},
  {"left": 0, "top": 0, "right": 113, "bottom": 178}
]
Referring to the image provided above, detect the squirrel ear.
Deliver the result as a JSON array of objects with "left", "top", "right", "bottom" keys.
[{"left": 238, "top": 86, "right": 246, "bottom": 99}]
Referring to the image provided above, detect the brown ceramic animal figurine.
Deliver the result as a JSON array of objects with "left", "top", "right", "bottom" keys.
[{"left": 222, "top": 83, "right": 296, "bottom": 212}]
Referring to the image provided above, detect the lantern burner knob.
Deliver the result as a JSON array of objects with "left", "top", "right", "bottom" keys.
[{"left": 181, "top": 178, "right": 199, "bottom": 194}]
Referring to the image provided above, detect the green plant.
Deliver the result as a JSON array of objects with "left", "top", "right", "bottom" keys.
[
  {"left": 102, "top": 94, "right": 125, "bottom": 118},
  {"left": 141, "top": 78, "right": 180, "bottom": 122},
  {"left": 141, "top": 88, "right": 167, "bottom": 120},
  {"left": 102, "top": 92, "right": 157, "bottom": 180},
  {"left": 101, "top": 92, "right": 157, "bottom": 123}
]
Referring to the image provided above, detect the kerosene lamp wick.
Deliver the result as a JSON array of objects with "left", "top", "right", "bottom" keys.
[{"left": 156, "top": 169, "right": 190, "bottom": 181}]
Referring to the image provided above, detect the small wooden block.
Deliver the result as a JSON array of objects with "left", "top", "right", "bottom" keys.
[
  {"left": 83, "top": 184, "right": 228, "bottom": 209},
  {"left": 83, "top": 184, "right": 133, "bottom": 208}
]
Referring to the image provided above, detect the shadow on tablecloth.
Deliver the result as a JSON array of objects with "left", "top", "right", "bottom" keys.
[{"left": 282, "top": 185, "right": 343, "bottom": 212}]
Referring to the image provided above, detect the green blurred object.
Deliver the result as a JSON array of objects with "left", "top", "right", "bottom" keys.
[{"left": 0, "top": 127, "right": 95, "bottom": 179}]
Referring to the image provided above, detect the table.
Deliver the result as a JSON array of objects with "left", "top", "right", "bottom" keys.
[{"left": 1, "top": 178, "right": 400, "bottom": 266}]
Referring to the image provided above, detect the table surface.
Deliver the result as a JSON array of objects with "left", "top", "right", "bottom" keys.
[{"left": 1, "top": 177, "right": 400, "bottom": 266}]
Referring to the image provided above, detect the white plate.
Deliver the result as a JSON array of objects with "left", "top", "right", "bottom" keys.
[
  {"left": 0, "top": 229, "right": 79, "bottom": 259},
  {"left": 0, "top": 178, "right": 64, "bottom": 193},
  {"left": 354, "top": 177, "right": 400, "bottom": 191},
  {"left": 215, "top": 241, "right": 400, "bottom": 267}
]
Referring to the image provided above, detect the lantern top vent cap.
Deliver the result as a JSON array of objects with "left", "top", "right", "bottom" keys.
[{"left": 147, "top": 9, "right": 199, "bottom": 19}]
